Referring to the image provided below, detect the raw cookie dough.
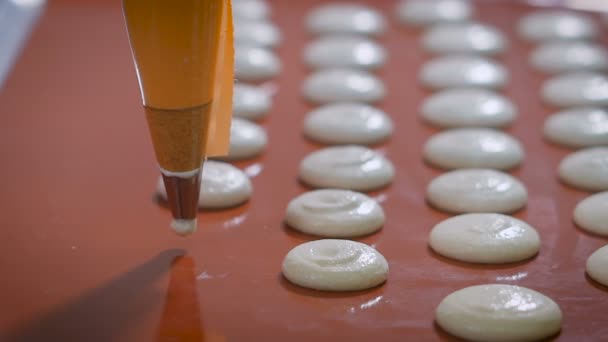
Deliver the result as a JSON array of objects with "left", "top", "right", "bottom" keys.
[
  {"left": 234, "top": 19, "right": 281, "bottom": 48},
  {"left": 587, "top": 245, "right": 608, "bottom": 287},
  {"left": 518, "top": 10, "right": 597, "bottom": 42},
  {"left": 422, "top": 22, "right": 507, "bottom": 55},
  {"left": 302, "top": 68, "right": 386, "bottom": 104},
  {"left": 420, "top": 56, "right": 508, "bottom": 89},
  {"left": 299, "top": 145, "right": 394, "bottom": 192},
  {"left": 303, "top": 102, "right": 393, "bottom": 145},
  {"left": 286, "top": 189, "right": 385, "bottom": 237},
  {"left": 232, "top": 0, "right": 270, "bottom": 21},
  {"left": 306, "top": 4, "right": 386, "bottom": 36},
  {"left": 436, "top": 284, "right": 563, "bottom": 342},
  {"left": 429, "top": 213, "right": 540, "bottom": 263},
  {"left": 543, "top": 107, "right": 608, "bottom": 148},
  {"left": 531, "top": 42, "right": 608, "bottom": 74},
  {"left": 396, "top": 0, "right": 472, "bottom": 27},
  {"left": 223, "top": 118, "right": 267, "bottom": 161},
  {"left": 574, "top": 192, "right": 608, "bottom": 236},
  {"left": 424, "top": 128, "right": 524, "bottom": 170},
  {"left": 558, "top": 147, "right": 608, "bottom": 192},
  {"left": 426, "top": 169, "right": 528, "bottom": 214},
  {"left": 421, "top": 88, "right": 517, "bottom": 128},
  {"left": 235, "top": 45, "right": 281, "bottom": 82},
  {"left": 304, "top": 35, "right": 386, "bottom": 70},
  {"left": 233, "top": 83, "right": 272, "bottom": 121},
  {"left": 157, "top": 161, "right": 252, "bottom": 209},
  {"left": 542, "top": 72, "right": 608, "bottom": 108},
  {"left": 282, "top": 239, "right": 389, "bottom": 291}
]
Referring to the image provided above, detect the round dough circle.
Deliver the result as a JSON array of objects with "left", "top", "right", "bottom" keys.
[
  {"left": 542, "top": 72, "right": 608, "bottom": 108},
  {"left": 396, "top": 0, "right": 472, "bottom": 27},
  {"left": 429, "top": 213, "right": 540, "bottom": 264},
  {"left": 233, "top": 83, "right": 272, "bottom": 121},
  {"left": 306, "top": 4, "right": 386, "bottom": 36},
  {"left": 299, "top": 145, "right": 395, "bottom": 192},
  {"left": 518, "top": 10, "right": 597, "bottom": 42},
  {"left": 587, "top": 245, "right": 608, "bottom": 287},
  {"left": 558, "top": 147, "right": 608, "bottom": 192},
  {"left": 232, "top": 0, "right": 270, "bottom": 21},
  {"left": 574, "top": 192, "right": 608, "bottom": 237},
  {"left": 422, "top": 22, "right": 507, "bottom": 55},
  {"left": 303, "top": 103, "right": 393, "bottom": 145},
  {"left": 543, "top": 107, "right": 608, "bottom": 148},
  {"left": 235, "top": 45, "right": 281, "bottom": 82},
  {"left": 304, "top": 35, "right": 386, "bottom": 70},
  {"left": 157, "top": 161, "right": 252, "bottom": 209},
  {"left": 302, "top": 68, "right": 386, "bottom": 104},
  {"left": 420, "top": 56, "right": 508, "bottom": 89},
  {"left": 436, "top": 284, "right": 562, "bottom": 342},
  {"left": 424, "top": 128, "right": 524, "bottom": 170},
  {"left": 234, "top": 19, "right": 281, "bottom": 48},
  {"left": 531, "top": 42, "right": 608, "bottom": 74},
  {"left": 286, "top": 189, "right": 385, "bottom": 238},
  {"left": 282, "top": 239, "right": 389, "bottom": 291},
  {"left": 421, "top": 88, "right": 517, "bottom": 128},
  {"left": 224, "top": 118, "right": 267, "bottom": 160},
  {"left": 426, "top": 169, "right": 528, "bottom": 214}
]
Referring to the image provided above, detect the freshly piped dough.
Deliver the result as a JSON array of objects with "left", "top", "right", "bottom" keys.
[
  {"left": 302, "top": 68, "right": 385, "bottom": 104},
  {"left": 232, "top": 0, "right": 270, "bottom": 21},
  {"left": 303, "top": 103, "right": 393, "bottom": 145},
  {"left": 304, "top": 35, "right": 386, "bottom": 70},
  {"left": 531, "top": 42, "right": 608, "bottom": 74},
  {"left": 421, "top": 88, "right": 517, "bottom": 128},
  {"left": 396, "top": 0, "right": 472, "bottom": 27},
  {"left": 282, "top": 239, "right": 389, "bottom": 291},
  {"left": 306, "top": 4, "right": 386, "bottom": 36},
  {"left": 422, "top": 22, "right": 507, "bottom": 55},
  {"left": 223, "top": 118, "right": 267, "bottom": 161},
  {"left": 436, "top": 284, "right": 562, "bottom": 342},
  {"left": 420, "top": 56, "right": 508, "bottom": 89},
  {"left": 233, "top": 83, "right": 272, "bottom": 121},
  {"left": 574, "top": 192, "right": 608, "bottom": 236},
  {"left": 542, "top": 72, "right": 608, "bottom": 108},
  {"left": 587, "top": 245, "right": 608, "bottom": 287},
  {"left": 429, "top": 213, "right": 540, "bottom": 263},
  {"left": 235, "top": 45, "right": 281, "bottom": 82},
  {"left": 234, "top": 19, "right": 281, "bottom": 48},
  {"left": 299, "top": 145, "right": 394, "bottom": 192},
  {"left": 518, "top": 10, "right": 597, "bottom": 42},
  {"left": 424, "top": 128, "right": 524, "bottom": 170},
  {"left": 286, "top": 189, "right": 384, "bottom": 237},
  {"left": 157, "top": 161, "right": 252, "bottom": 209},
  {"left": 426, "top": 169, "right": 528, "bottom": 214},
  {"left": 558, "top": 147, "right": 608, "bottom": 192},
  {"left": 543, "top": 107, "right": 608, "bottom": 148}
]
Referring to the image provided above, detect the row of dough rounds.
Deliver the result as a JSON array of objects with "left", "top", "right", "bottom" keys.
[
  {"left": 282, "top": 4, "right": 394, "bottom": 294},
  {"left": 519, "top": 9, "right": 608, "bottom": 294},
  {"left": 156, "top": 0, "right": 280, "bottom": 215},
  {"left": 403, "top": 1, "right": 566, "bottom": 341}
]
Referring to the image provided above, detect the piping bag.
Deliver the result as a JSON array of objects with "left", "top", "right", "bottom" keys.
[{"left": 123, "top": 0, "right": 234, "bottom": 236}]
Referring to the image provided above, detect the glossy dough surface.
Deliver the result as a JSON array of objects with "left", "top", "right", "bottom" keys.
[
  {"left": 426, "top": 169, "right": 528, "bottom": 214},
  {"left": 303, "top": 103, "right": 393, "bottom": 145},
  {"left": 574, "top": 192, "right": 608, "bottom": 236},
  {"left": 518, "top": 10, "right": 597, "bottom": 42},
  {"left": 396, "top": 0, "right": 472, "bottom": 26},
  {"left": 422, "top": 22, "right": 506, "bottom": 55},
  {"left": 304, "top": 35, "right": 386, "bottom": 70},
  {"left": 235, "top": 45, "right": 281, "bottom": 81},
  {"left": 233, "top": 83, "right": 272, "bottom": 121},
  {"left": 421, "top": 88, "right": 517, "bottom": 128},
  {"left": 286, "top": 189, "right": 384, "bottom": 238},
  {"left": 429, "top": 213, "right": 540, "bottom": 263},
  {"left": 436, "top": 284, "right": 562, "bottom": 342},
  {"left": 224, "top": 118, "right": 267, "bottom": 161},
  {"left": 531, "top": 42, "right": 608, "bottom": 74},
  {"left": 542, "top": 72, "right": 608, "bottom": 108},
  {"left": 306, "top": 4, "right": 386, "bottom": 36},
  {"left": 299, "top": 145, "right": 394, "bottom": 192},
  {"left": 558, "top": 147, "right": 608, "bottom": 192},
  {"left": 303, "top": 68, "right": 385, "bottom": 104},
  {"left": 543, "top": 107, "right": 608, "bottom": 148},
  {"left": 424, "top": 128, "right": 524, "bottom": 170},
  {"left": 420, "top": 55, "right": 508, "bottom": 89},
  {"left": 586, "top": 245, "right": 608, "bottom": 287},
  {"left": 282, "top": 239, "right": 389, "bottom": 291}
]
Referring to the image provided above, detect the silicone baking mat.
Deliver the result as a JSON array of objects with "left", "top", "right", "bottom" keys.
[{"left": 0, "top": 0, "right": 607, "bottom": 341}]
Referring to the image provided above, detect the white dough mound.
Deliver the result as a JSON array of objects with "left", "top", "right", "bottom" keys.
[
  {"left": 587, "top": 245, "right": 608, "bottom": 287},
  {"left": 282, "top": 239, "right": 389, "bottom": 291},
  {"left": 558, "top": 147, "right": 608, "bottom": 192},
  {"left": 574, "top": 192, "right": 608, "bottom": 237}
]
